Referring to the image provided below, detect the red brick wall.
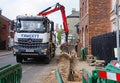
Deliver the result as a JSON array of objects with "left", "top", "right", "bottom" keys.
[
  {"left": 0, "top": 17, "right": 10, "bottom": 49},
  {"left": 89, "top": 0, "right": 111, "bottom": 53},
  {"left": 79, "top": 0, "right": 111, "bottom": 54},
  {"left": 79, "top": 0, "right": 89, "bottom": 52}
]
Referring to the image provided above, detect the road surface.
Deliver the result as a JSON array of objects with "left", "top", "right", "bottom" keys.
[{"left": 0, "top": 48, "right": 60, "bottom": 83}]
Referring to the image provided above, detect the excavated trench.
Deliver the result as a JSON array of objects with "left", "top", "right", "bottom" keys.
[
  {"left": 68, "top": 57, "right": 82, "bottom": 82},
  {"left": 42, "top": 45, "right": 82, "bottom": 83}
]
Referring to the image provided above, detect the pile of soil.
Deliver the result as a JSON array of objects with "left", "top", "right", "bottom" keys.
[
  {"left": 60, "top": 43, "right": 74, "bottom": 53},
  {"left": 57, "top": 54, "right": 71, "bottom": 83},
  {"left": 42, "top": 69, "right": 58, "bottom": 83},
  {"left": 42, "top": 54, "right": 70, "bottom": 83}
]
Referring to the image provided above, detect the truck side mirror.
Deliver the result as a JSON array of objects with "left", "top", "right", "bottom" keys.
[
  {"left": 17, "top": 22, "right": 21, "bottom": 28},
  {"left": 51, "top": 21, "right": 54, "bottom": 31},
  {"left": 16, "top": 19, "right": 21, "bottom": 28}
]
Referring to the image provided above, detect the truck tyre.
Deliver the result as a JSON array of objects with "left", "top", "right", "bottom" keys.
[
  {"left": 44, "top": 55, "right": 51, "bottom": 64},
  {"left": 44, "top": 58, "right": 50, "bottom": 64},
  {"left": 24, "top": 58, "right": 28, "bottom": 61},
  {"left": 16, "top": 56, "right": 22, "bottom": 63}
]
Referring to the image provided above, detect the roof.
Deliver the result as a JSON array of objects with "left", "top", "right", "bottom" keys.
[
  {"left": 67, "top": 11, "right": 79, "bottom": 18},
  {"left": 16, "top": 16, "right": 50, "bottom": 21},
  {"left": 0, "top": 15, "right": 11, "bottom": 21},
  {"left": 74, "top": 22, "right": 79, "bottom": 27}
]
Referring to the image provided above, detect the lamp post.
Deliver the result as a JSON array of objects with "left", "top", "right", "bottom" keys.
[
  {"left": 115, "top": 0, "right": 120, "bottom": 61},
  {"left": 0, "top": 8, "right": 1, "bottom": 15}
]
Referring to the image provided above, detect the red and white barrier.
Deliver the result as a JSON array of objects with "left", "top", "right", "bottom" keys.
[
  {"left": 112, "top": 61, "right": 120, "bottom": 68},
  {"left": 98, "top": 70, "right": 120, "bottom": 82}
]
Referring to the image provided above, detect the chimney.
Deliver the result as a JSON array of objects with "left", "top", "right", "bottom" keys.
[{"left": 72, "top": 8, "right": 76, "bottom": 14}]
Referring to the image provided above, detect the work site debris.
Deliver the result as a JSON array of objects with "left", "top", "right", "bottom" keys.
[
  {"left": 86, "top": 55, "right": 96, "bottom": 66},
  {"left": 95, "top": 60, "right": 105, "bottom": 69},
  {"left": 86, "top": 55, "right": 105, "bottom": 69}
]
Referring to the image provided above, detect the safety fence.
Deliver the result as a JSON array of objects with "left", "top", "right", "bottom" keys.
[
  {"left": 91, "top": 32, "right": 119, "bottom": 64},
  {"left": 82, "top": 60, "right": 120, "bottom": 83},
  {"left": 0, "top": 63, "right": 22, "bottom": 83},
  {"left": 55, "top": 68, "right": 64, "bottom": 83},
  {"left": 82, "top": 69, "right": 92, "bottom": 83}
]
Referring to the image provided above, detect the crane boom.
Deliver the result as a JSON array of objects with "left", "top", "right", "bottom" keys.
[{"left": 38, "top": 3, "right": 69, "bottom": 42}]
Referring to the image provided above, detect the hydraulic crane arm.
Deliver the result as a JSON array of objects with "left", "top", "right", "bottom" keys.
[{"left": 38, "top": 3, "right": 69, "bottom": 42}]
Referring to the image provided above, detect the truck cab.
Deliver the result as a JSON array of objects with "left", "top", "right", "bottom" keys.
[{"left": 13, "top": 16, "right": 56, "bottom": 63}]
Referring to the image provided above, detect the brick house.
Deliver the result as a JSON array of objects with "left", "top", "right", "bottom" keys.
[
  {"left": 67, "top": 8, "right": 79, "bottom": 39},
  {"left": 110, "top": 0, "right": 120, "bottom": 31},
  {"left": 79, "top": 0, "right": 111, "bottom": 54},
  {"left": 0, "top": 10, "right": 11, "bottom": 50}
]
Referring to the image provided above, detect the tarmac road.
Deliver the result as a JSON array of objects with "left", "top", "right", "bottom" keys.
[
  {"left": 0, "top": 46, "right": 95, "bottom": 83},
  {"left": 0, "top": 49, "right": 59, "bottom": 83}
]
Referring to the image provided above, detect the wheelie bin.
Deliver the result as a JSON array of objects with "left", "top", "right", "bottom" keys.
[{"left": 81, "top": 47, "right": 88, "bottom": 60}]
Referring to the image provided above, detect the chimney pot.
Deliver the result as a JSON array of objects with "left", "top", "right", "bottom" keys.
[{"left": 72, "top": 8, "right": 76, "bottom": 14}]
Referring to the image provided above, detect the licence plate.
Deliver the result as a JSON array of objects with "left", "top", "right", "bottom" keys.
[{"left": 26, "top": 49, "right": 34, "bottom": 52}]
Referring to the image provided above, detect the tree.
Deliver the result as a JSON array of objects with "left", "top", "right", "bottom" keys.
[{"left": 57, "top": 29, "right": 64, "bottom": 43}]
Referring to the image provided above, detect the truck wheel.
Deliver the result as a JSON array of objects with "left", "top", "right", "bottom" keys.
[
  {"left": 44, "top": 58, "right": 50, "bottom": 64},
  {"left": 16, "top": 56, "right": 22, "bottom": 63},
  {"left": 44, "top": 56, "right": 51, "bottom": 64},
  {"left": 24, "top": 58, "right": 28, "bottom": 61}
]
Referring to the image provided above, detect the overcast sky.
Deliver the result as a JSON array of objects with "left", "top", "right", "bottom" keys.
[{"left": 0, "top": 0, "right": 79, "bottom": 26}]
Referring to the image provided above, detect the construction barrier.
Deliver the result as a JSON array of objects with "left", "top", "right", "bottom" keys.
[
  {"left": 82, "top": 69, "right": 92, "bottom": 83},
  {"left": 0, "top": 63, "right": 22, "bottom": 83},
  {"left": 92, "top": 69, "right": 120, "bottom": 83},
  {"left": 82, "top": 60, "right": 120, "bottom": 83},
  {"left": 55, "top": 68, "right": 64, "bottom": 83},
  {"left": 91, "top": 32, "right": 118, "bottom": 64},
  {"left": 104, "top": 60, "right": 120, "bottom": 73}
]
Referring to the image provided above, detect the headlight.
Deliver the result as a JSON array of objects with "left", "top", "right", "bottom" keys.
[
  {"left": 14, "top": 37, "right": 18, "bottom": 42},
  {"left": 13, "top": 47, "right": 18, "bottom": 52},
  {"left": 14, "top": 42, "right": 19, "bottom": 45},
  {"left": 41, "top": 48, "right": 48, "bottom": 52},
  {"left": 44, "top": 48, "right": 48, "bottom": 51}
]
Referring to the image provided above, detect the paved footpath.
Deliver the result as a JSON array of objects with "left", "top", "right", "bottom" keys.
[
  {"left": 0, "top": 50, "right": 13, "bottom": 57},
  {"left": 77, "top": 60, "right": 95, "bottom": 73}
]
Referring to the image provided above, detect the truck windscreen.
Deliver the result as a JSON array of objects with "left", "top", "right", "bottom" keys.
[{"left": 17, "top": 20, "right": 46, "bottom": 32}]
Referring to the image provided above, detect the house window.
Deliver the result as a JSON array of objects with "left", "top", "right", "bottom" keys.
[
  {"left": 80, "top": 8, "right": 82, "bottom": 18},
  {"left": 82, "top": 2, "right": 84, "bottom": 16},
  {"left": 85, "top": 25, "right": 88, "bottom": 47},
  {"left": 85, "top": 0, "right": 87, "bottom": 13},
  {"left": 1, "top": 24, "right": 6, "bottom": 29}
]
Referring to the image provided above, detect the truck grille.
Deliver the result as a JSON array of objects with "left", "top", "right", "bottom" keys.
[{"left": 18, "top": 38, "right": 42, "bottom": 49}]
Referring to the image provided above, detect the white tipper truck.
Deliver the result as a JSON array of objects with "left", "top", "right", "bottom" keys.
[{"left": 13, "top": 16, "right": 56, "bottom": 64}]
